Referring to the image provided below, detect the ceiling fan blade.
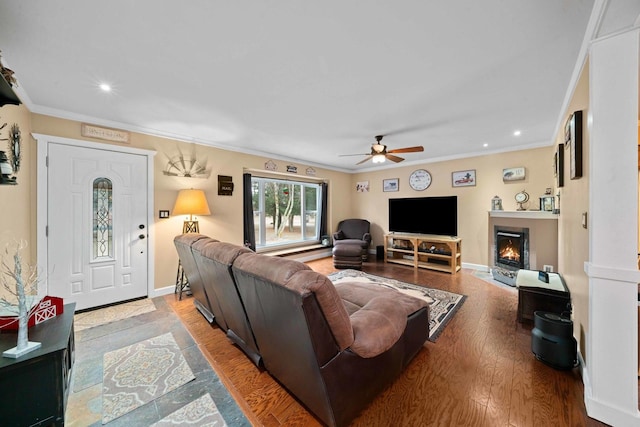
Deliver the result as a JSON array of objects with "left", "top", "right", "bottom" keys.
[
  {"left": 386, "top": 154, "right": 405, "bottom": 163},
  {"left": 339, "top": 153, "right": 370, "bottom": 157},
  {"left": 356, "top": 155, "right": 373, "bottom": 165},
  {"left": 388, "top": 146, "right": 424, "bottom": 154}
]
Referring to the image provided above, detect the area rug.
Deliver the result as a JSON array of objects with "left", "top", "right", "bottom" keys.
[
  {"left": 328, "top": 269, "right": 466, "bottom": 341},
  {"left": 102, "top": 332, "right": 196, "bottom": 424},
  {"left": 152, "top": 393, "right": 227, "bottom": 427},
  {"left": 75, "top": 298, "right": 157, "bottom": 331}
]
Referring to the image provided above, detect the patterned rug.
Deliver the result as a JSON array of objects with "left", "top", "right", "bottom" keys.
[
  {"left": 102, "top": 332, "right": 196, "bottom": 424},
  {"left": 328, "top": 269, "right": 466, "bottom": 341},
  {"left": 75, "top": 298, "right": 157, "bottom": 331},
  {"left": 152, "top": 394, "right": 227, "bottom": 427}
]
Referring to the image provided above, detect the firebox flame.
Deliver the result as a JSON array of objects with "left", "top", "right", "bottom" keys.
[{"left": 499, "top": 239, "right": 520, "bottom": 261}]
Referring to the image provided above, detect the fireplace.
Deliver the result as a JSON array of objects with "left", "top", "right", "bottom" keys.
[{"left": 492, "top": 226, "right": 529, "bottom": 286}]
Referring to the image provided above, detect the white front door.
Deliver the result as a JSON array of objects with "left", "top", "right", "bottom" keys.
[{"left": 47, "top": 143, "right": 149, "bottom": 310}]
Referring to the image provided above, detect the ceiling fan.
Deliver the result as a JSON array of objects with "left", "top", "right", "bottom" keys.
[{"left": 340, "top": 135, "right": 424, "bottom": 165}]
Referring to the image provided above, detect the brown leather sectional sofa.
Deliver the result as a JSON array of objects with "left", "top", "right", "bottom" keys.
[{"left": 174, "top": 234, "right": 430, "bottom": 427}]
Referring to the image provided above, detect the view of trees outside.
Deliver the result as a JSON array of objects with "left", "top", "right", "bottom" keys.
[{"left": 252, "top": 178, "right": 320, "bottom": 248}]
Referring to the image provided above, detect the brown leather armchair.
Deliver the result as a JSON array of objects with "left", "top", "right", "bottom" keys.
[{"left": 332, "top": 219, "right": 371, "bottom": 260}]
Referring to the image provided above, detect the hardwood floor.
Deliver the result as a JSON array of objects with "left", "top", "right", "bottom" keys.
[{"left": 165, "top": 258, "right": 608, "bottom": 426}]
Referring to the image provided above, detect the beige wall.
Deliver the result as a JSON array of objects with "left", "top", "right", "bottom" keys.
[
  {"left": 348, "top": 146, "right": 556, "bottom": 267},
  {"left": 30, "top": 114, "right": 353, "bottom": 290},
  {"left": 5, "top": 109, "right": 555, "bottom": 296},
  {"left": 555, "top": 62, "right": 590, "bottom": 360},
  {"left": 0, "top": 103, "right": 34, "bottom": 264}
]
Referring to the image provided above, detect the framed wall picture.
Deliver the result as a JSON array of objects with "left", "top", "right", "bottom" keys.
[
  {"left": 451, "top": 169, "right": 476, "bottom": 187},
  {"left": 555, "top": 143, "right": 564, "bottom": 188},
  {"left": 383, "top": 178, "right": 399, "bottom": 192},
  {"left": 356, "top": 181, "right": 369, "bottom": 192},
  {"left": 566, "top": 110, "right": 583, "bottom": 179},
  {"left": 502, "top": 167, "right": 525, "bottom": 181}
]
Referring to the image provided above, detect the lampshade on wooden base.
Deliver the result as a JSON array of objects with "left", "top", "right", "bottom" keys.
[{"left": 173, "top": 189, "right": 211, "bottom": 234}]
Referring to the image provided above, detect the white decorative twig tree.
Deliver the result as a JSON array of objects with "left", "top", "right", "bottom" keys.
[{"left": 0, "top": 240, "right": 41, "bottom": 358}]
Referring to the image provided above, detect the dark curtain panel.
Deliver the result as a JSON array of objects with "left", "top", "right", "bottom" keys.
[
  {"left": 319, "top": 182, "right": 328, "bottom": 239},
  {"left": 242, "top": 173, "right": 256, "bottom": 251}
]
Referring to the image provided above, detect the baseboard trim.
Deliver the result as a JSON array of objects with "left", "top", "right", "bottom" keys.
[
  {"left": 150, "top": 285, "right": 176, "bottom": 298},
  {"left": 580, "top": 350, "right": 640, "bottom": 426},
  {"left": 462, "top": 262, "right": 489, "bottom": 272}
]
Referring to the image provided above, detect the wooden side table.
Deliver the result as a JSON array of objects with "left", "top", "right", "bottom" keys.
[
  {"left": 516, "top": 270, "right": 570, "bottom": 323},
  {"left": 0, "top": 303, "right": 76, "bottom": 426}
]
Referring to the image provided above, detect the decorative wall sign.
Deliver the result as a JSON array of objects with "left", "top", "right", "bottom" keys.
[
  {"left": 305, "top": 167, "right": 316, "bottom": 176},
  {"left": 452, "top": 169, "right": 476, "bottom": 187},
  {"left": 81, "top": 123, "right": 130, "bottom": 143},
  {"left": 218, "top": 175, "right": 234, "bottom": 195},
  {"left": 265, "top": 160, "right": 277, "bottom": 171},
  {"left": 163, "top": 145, "right": 211, "bottom": 178},
  {"left": 286, "top": 165, "right": 298, "bottom": 173},
  {"left": 502, "top": 167, "right": 525, "bottom": 181}
]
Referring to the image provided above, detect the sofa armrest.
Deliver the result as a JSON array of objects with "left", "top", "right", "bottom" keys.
[
  {"left": 362, "top": 232, "right": 372, "bottom": 245},
  {"left": 348, "top": 296, "right": 408, "bottom": 358}
]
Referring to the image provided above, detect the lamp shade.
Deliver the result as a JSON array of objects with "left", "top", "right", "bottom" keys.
[{"left": 173, "top": 189, "right": 211, "bottom": 216}]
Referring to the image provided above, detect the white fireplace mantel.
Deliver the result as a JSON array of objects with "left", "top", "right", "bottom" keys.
[{"left": 489, "top": 210, "right": 558, "bottom": 220}]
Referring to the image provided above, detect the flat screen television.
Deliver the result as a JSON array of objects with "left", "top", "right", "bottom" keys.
[{"left": 388, "top": 196, "right": 457, "bottom": 236}]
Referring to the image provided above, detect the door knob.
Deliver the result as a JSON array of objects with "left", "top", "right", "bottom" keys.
[
  {"left": 139, "top": 234, "right": 146, "bottom": 239},
  {"left": 139, "top": 224, "right": 145, "bottom": 229}
]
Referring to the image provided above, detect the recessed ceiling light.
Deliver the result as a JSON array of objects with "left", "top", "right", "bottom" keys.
[
  {"left": 483, "top": 143, "right": 489, "bottom": 148},
  {"left": 99, "top": 83, "right": 112, "bottom": 92},
  {"left": 513, "top": 130, "right": 521, "bottom": 136}
]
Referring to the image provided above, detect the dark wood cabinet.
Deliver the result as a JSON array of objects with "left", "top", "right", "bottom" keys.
[{"left": 0, "top": 303, "right": 76, "bottom": 426}]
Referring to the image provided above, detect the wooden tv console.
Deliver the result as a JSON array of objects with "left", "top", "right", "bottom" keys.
[{"left": 384, "top": 233, "right": 461, "bottom": 274}]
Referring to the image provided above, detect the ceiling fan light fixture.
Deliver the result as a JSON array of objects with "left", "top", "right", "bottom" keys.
[
  {"left": 372, "top": 154, "right": 386, "bottom": 163},
  {"left": 372, "top": 143, "right": 386, "bottom": 153}
]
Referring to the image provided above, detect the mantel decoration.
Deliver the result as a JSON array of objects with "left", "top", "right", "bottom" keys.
[
  {"left": 163, "top": 145, "right": 211, "bottom": 179},
  {"left": 0, "top": 241, "right": 42, "bottom": 358},
  {"left": 539, "top": 188, "right": 555, "bottom": 212},
  {"left": 491, "top": 195, "right": 503, "bottom": 211}
]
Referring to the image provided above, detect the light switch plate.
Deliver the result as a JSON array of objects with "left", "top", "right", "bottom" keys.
[{"left": 159, "top": 210, "right": 170, "bottom": 219}]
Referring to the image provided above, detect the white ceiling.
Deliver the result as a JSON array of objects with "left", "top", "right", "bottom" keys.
[{"left": 0, "top": 1, "right": 638, "bottom": 172}]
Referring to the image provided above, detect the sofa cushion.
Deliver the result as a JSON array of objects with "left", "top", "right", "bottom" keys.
[
  {"left": 233, "top": 253, "right": 311, "bottom": 285},
  {"left": 194, "top": 240, "right": 251, "bottom": 265},
  {"left": 174, "top": 233, "right": 216, "bottom": 247},
  {"left": 336, "top": 282, "right": 428, "bottom": 358}
]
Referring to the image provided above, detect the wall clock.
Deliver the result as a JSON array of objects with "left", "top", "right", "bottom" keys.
[{"left": 409, "top": 169, "right": 432, "bottom": 191}]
